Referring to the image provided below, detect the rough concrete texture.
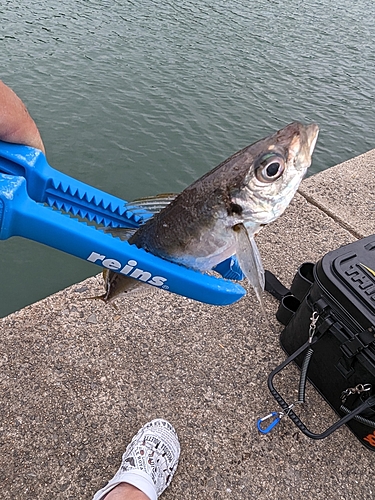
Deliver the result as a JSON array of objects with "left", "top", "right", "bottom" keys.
[
  {"left": 1, "top": 155, "right": 375, "bottom": 500},
  {"left": 299, "top": 148, "right": 375, "bottom": 238}
]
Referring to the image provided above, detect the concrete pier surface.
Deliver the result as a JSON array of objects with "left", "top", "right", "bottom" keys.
[{"left": 1, "top": 151, "right": 374, "bottom": 499}]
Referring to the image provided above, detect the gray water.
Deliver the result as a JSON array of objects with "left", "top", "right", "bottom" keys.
[{"left": 1, "top": 0, "right": 375, "bottom": 317}]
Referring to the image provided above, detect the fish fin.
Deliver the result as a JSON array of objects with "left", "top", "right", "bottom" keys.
[
  {"left": 234, "top": 223, "right": 266, "bottom": 309},
  {"left": 101, "top": 272, "right": 148, "bottom": 303},
  {"left": 78, "top": 270, "right": 148, "bottom": 303},
  {"left": 103, "top": 227, "right": 138, "bottom": 240},
  {"left": 126, "top": 193, "right": 178, "bottom": 214}
]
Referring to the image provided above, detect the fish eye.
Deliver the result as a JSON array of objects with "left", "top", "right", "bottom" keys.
[{"left": 256, "top": 154, "right": 285, "bottom": 183}]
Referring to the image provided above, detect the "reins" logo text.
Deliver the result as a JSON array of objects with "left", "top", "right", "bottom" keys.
[{"left": 87, "top": 252, "right": 168, "bottom": 288}]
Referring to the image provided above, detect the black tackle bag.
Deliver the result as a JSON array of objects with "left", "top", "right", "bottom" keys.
[{"left": 266, "top": 235, "right": 375, "bottom": 451}]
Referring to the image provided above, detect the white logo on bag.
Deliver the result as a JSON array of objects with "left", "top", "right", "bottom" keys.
[{"left": 87, "top": 252, "right": 168, "bottom": 288}]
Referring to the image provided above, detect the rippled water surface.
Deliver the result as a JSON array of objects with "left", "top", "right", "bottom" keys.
[{"left": 1, "top": 0, "right": 375, "bottom": 316}]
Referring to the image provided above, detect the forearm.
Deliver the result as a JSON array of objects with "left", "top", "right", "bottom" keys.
[{"left": 0, "top": 80, "right": 45, "bottom": 153}]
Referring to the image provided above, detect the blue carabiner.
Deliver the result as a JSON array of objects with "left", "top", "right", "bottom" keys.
[{"left": 257, "top": 412, "right": 281, "bottom": 434}]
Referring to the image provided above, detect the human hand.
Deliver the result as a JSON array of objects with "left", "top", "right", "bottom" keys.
[{"left": 0, "top": 80, "right": 45, "bottom": 153}]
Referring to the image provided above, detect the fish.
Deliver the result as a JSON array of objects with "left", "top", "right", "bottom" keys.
[{"left": 99, "top": 121, "right": 319, "bottom": 304}]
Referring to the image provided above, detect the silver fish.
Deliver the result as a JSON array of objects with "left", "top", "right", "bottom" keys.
[{"left": 99, "top": 121, "right": 319, "bottom": 303}]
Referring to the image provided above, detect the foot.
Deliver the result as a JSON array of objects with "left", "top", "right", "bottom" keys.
[{"left": 93, "top": 419, "right": 180, "bottom": 500}]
